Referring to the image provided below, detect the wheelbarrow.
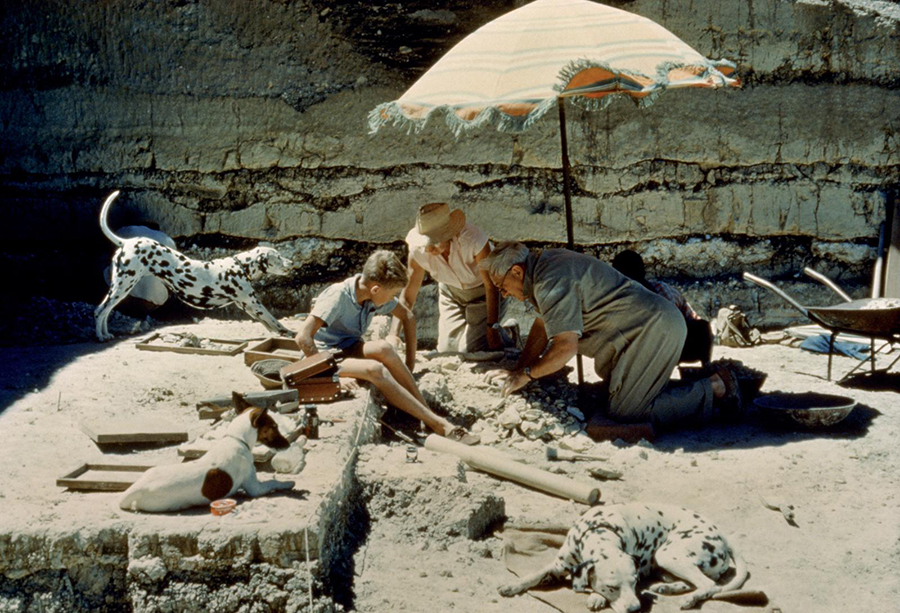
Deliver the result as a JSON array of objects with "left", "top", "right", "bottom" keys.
[{"left": 743, "top": 270, "right": 900, "bottom": 381}]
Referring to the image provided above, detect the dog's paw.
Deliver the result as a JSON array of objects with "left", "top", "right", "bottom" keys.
[
  {"left": 497, "top": 584, "right": 522, "bottom": 598},
  {"left": 586, "top": 594, "right": 608, "bottom": 611},
  {"left": 277, "top": 480, "right": 295, "bottom": 490},
  {"left": 679, "top": 594, "right": 704, "bottom": 610},
  {"left": 648, "top": 581, "right": 693, "bottom": 596}
]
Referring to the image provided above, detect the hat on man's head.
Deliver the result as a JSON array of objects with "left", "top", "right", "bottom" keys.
[{"left": 416, "top": 202, "right": 466, "bottom": 246}]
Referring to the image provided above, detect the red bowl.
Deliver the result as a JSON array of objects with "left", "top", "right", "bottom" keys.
[{"left": 210, "top": 498, "right": 237, "bottom": 516}]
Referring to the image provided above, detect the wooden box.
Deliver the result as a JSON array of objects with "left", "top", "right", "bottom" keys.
[
  {"left": 280, "top": 352, "right": 338, "bottom": 385},
  {"left": 57, "top": 463, "right": 152, "bottom": 491},
  {"left": 244, "top": 337, "right": 305, "bottom": 366},
  {"left": 291, "top": 375, "right": 342, "bottom": 402},
  {"left": 136, "top": 333, "right": 248, "bottom": 356}
]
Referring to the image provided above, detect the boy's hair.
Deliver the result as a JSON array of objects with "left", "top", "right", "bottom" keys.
[{"left": 362, "top": 250, "right": 408, "bottom": 288}]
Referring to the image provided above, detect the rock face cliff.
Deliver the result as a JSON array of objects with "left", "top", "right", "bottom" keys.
[{"left": 1, "top": 0, "right": 898, "bottom": 338}]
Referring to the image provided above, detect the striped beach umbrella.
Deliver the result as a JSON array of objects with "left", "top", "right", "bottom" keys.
[{"left": 369, "top": 0, "right": 740, "bottom": 246}]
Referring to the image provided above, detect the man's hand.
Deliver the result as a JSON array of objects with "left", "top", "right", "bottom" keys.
[
  {"left": 483, "top": 369, "right": 510, "bottom": 387},
  {"left": 484, "top": 368, "right": 530, "bottom": 397},
  {"left": 501, "top": 368, "right": 531, "bottom": 397}
]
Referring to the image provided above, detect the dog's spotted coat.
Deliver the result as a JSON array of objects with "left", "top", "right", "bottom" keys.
[
  {"left": 95, "top": 191, "right": 294, "bottom": 341},
  {"left": 499, "top": 503, "right": 748, "bottom": 612}
]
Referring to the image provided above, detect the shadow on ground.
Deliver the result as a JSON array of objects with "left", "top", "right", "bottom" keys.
[{"left": 653, "top": 403, "right": 881, "bottom": 454}]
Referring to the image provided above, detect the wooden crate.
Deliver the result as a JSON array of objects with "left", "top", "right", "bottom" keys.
[
  {"left": 244, "top": 337, "right": 305, "bottom": 366},
  {"left": 57, "top": 463, "right": 153, "bottom": 491},
  {"left": 136, "top": 333, "right": 248, "bottom": 356}
]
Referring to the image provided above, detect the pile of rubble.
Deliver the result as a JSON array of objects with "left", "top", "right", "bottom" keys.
[{"left": 414, "top": 352, "right": 598, "bottom": 454}]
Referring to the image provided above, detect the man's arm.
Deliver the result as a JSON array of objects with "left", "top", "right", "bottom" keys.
[
  {"left": 474, "top": 243, "right": 503, "bottom": 350},
  {"left": 389, "top": 258, "right": 425, "bottom": 339},
  {"left": 390, "top": 301, "right": 418, "bottom": 371},
  {"left": 502, "top": 330, "right": 579, "bottom": 397},
  {"left": 295, "top": 315, "right": 326, "bottom": 357},
  {"left": 515, "top": 318, "right": 549, "bottom": 369}
]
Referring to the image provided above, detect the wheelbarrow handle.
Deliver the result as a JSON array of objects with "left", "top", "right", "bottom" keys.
[
  {"left": 802, "top": 267, "right": 852, "bottom": 303},
  {"left": 743, "top": 272, "right": 809, "bottom": 318}
]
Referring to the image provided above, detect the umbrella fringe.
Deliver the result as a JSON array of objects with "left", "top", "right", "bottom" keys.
[
  {"left": 368, "top": 97, "right": 558, "bottom": 136},
  {"left": 556, "top": 57, "right": 738, "bottom": 111},
  {"left": 368, "top": 55, "right": 739, "bottom": 134}
]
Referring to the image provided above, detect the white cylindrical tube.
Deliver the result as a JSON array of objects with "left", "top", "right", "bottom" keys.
[{"left": 424, "top": 434, "right": 600, "bottom": 505}]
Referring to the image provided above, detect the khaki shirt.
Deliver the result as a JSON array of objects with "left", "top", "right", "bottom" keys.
[{"left": 523, "top": 249, "right": 676, "bottom": 376}]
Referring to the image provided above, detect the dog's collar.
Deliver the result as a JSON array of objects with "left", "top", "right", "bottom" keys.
[{"left": 225, "top": 434, "right": 253, "bottom": 451}]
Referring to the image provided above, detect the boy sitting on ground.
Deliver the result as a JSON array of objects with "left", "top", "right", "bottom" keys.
[{"left": 295, "top": 250, "right": 480, "bottom": 445}]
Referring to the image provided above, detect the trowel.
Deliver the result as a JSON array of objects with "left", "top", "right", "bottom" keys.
[{"left": 545, "top": 446, "right": 607, "bottom": 462}]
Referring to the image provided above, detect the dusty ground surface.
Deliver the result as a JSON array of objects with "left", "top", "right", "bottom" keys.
[{"left": 0, "top": 311, "right": 898, "bottom": 613}]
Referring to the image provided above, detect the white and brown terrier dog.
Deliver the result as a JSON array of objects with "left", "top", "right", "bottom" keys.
[
  {"left": 119, "top": 393, "right": 294, "bottom": 513},
  {"left": 95, "top": 190, "right": 294, "bottom": 341}
]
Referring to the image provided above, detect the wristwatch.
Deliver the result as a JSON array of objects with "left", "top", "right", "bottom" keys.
[{"left": 523, "top": 366, "right": 535, "bottom": 380}]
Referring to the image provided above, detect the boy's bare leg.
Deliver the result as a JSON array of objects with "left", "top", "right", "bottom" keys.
[
  {"left": 361, "top": 340, "right": 429, "bottom": 406},
  {"left": 338, "top": 357, "right": 455, "bottom": 436}
]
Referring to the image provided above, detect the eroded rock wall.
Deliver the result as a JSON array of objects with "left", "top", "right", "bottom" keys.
[{"left": 1, "top": 0, "right": 898, "bottom": 334}]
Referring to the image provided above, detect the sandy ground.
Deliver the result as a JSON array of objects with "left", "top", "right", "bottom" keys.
[{"left": 0, "top": 315, "right": 898, "bottom": 613}]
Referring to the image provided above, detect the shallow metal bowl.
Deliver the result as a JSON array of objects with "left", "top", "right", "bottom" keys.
[
  {"left": 249, "top": 359, "right": 292, "bottom": 390},
  {"left": 754, "top": 392, "right": 856, "bottom": 428}
]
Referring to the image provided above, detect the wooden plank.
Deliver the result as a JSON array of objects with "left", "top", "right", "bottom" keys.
[
  {"left": 196, "top": 389, "right": 299, "bottom": 410},
  {"left": 136, "top": 333, "right": 248, "bottom": 356},
  {"left": 79, "top": 418, "right": 189, "bottom": 445},
  {"left": 56, "top": 463, "right": 153, "bottom": 491}
]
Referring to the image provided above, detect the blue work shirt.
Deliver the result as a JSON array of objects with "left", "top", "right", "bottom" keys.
[{"left": 311, "top": 274, "right": 398, "bottom": 350}]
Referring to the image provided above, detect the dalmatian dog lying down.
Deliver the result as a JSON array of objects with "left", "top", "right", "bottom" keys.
[
  {"left": 95, "top": 191, "right": 294, "bottom": 341},
  {"left": 499, "top": 503, "right": 749, "bottom": 612}
]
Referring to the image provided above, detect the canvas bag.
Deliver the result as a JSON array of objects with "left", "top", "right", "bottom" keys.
[{"left": 715, "top": 305, "right": 761, "bottom": 348}]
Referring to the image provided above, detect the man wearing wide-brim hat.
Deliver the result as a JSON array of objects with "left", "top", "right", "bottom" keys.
[{"left": 389, "top": 202, "right": 511, "bottom": 362}]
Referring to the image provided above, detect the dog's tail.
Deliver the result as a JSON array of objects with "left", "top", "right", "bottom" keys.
[
  {"left": 100, "top": 190, "right": 124, "bottom": 247},
  {"left": 721, "top": 535, "right": 750, "bottom": 593}
]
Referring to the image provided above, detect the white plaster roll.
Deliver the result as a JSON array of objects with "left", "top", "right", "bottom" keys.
[{"left": 424, "top": 434, "right": 600, "bottom": 506}]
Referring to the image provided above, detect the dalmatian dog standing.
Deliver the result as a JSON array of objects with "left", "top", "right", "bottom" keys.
[
  {"left": 95, "top": 191, "right": 294, "bottom": 341},
  {"left": 499, "top": 503, "right": 748, "bottom": 612}
]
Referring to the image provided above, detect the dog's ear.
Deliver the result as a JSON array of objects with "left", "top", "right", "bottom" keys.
[
  {"left": 233, "top": 391, "right": 252, "bottom": 414},
  {"left": 249, "top": 407, "right": 269, "bottom": 428}
]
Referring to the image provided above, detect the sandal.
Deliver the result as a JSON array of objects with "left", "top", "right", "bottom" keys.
[
  {"left": 713, "top": 364, "right": 744, "bottom": 419},
  {"left": 445, "top": 427, "right": 481, "bottom": 446}
]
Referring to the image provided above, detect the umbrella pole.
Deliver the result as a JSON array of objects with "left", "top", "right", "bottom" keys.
[
  {"left": 558, "top": 97, "right": 585, "bottom": 388},
  {"left": 558, "top": 98, "right": 575, "bottom": 250}
]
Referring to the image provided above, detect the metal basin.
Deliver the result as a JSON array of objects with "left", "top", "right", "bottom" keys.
[
  {"left": 250, "top": 359, "right": 292, "bottom": 390},
  {"left": 754, "top": 392, "right": 857, "bottom": 428},
  {"left": 807, "top": 299, "right": 900, "bottom": 336}
]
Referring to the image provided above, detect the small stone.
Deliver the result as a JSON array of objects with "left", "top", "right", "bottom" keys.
[
  {"left": 498, "top": 407, "right": 521, "bottom": 428},
  {"left": 566, "top": 406, "right": 585, "bottom": 421}
]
